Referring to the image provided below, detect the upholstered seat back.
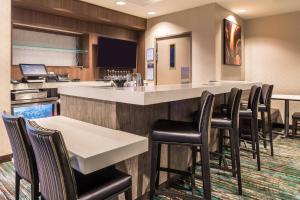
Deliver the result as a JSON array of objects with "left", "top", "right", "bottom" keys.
[
  {"left": 226, "top": 88, "right": 242, "bottom": 123},
  {"left": 26, "top": 120, "right": 78, "bottom": 200},
  {"left": 2, "top": 113, "right": 37, "bottom": 183},
  {"left": 197, "top": 91, "right": 215, "bottom": 142},
  {"left": 248, "top": 86, "right": 262, "bottom": 116},
  {"left": 260, "top": 84, "right": 274, "bottom": 111}
]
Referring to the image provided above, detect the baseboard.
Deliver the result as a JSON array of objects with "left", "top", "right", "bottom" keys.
[{"left": 0, "top": 154, "right": 12, "bottom": 163}]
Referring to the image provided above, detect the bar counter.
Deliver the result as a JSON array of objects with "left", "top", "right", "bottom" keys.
[{"left": 57, "top": 81, "right": 260, "bottom": 199}]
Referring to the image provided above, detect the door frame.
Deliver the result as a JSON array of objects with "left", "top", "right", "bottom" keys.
[{"left": 155, "top": 32, "right": 192, "bottom": 85}]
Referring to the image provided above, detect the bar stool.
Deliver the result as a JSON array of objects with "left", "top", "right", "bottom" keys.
[
  {"left": 149, "top": 91, "right": 215, "bottom": 200},
  {"left": 211, "top": 88, "right": 243, "bottom": 195},
  {"left": 239, "top": 85, "right": 262, "bottom": 171},
  {"left": 292, "top": 112, "right": 300, "bottom": 137},
  {"left": 259, "top": 84, "right": 274, "bottom": 156}
]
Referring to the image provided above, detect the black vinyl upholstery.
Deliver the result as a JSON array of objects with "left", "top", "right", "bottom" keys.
[
  {"left": 292, "top": 112, "right": 300, "bottom": 120},
  {"left": 259, "top": 84, "right": 274, "bottom": 113},
  {"left": 211, "top": 88, "right": 242, "bottom": 129},
  {"left": 152, "top": 91, "right": 215, "bottom": 144},
  {"left": 26, "top": 120, "right": 132, "bottom": 200}
]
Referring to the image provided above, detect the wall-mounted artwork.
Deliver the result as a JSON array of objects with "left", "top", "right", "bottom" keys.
[{"left": 224, "top": 19, "right": 241, "bottom": 66}]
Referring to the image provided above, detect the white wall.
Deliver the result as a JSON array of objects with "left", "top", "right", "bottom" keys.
[
  {"left": 146, "top": 3, "right": 245, "bottom": 83},
  {"left": 0, "top": 0, "right": 12, "bottom": 156},
  {"left": 245, "top": 11, "right": 300, "bottom": 122}
]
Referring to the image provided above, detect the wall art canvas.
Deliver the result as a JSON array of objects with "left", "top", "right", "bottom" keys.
[{"left": 224, "top": 19, "right": 242, "bottom": 66}]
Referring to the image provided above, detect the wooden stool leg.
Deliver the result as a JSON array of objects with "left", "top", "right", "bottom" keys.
[
  {"left": 15, "top": 172, "right": 21, "bottom": 200},
  {"left": 251, "top": 119, "right": 256, "bottom": 159},
  {"left": 292, "top": 119, "right": 296, "bottom": 138},
  {"left": 218, "top": 129, "right": 224, "bottom": 166},
  {"left": 155, "top": 144, "right": 161, "bottom": 189},
  {"left": 125, "top": 187, "right": 132, "bottom": 200},
  {"left": 150, "top": 141, "right": 159, "bottom": 200},
  {"left": 200, "top": 145, "right": 212, "bottom": 200},
  {"left": 31, "top": 180, "right": 39, "bottom": 200},
  {"left": 261, "top": 112, "right": 267, "bottom": 148},
  {"left": 191, "top": 147, "right": 197, "bottom": 195},
  {"left": 267, "top": 111, "right": 274, "bottom": 156},
  {"left": 253, "top": 118, "right": 261, "bottom": 171},
  {"left": 230, "top": 129, "right": 236, "bottom": 177},
  {"left": 233, "top": 127, "right": 242, "bottom": 195}
]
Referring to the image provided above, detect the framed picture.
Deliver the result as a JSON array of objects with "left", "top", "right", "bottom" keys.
[{"left": 224, "top": 19, "right": 242, "bottom": 66}]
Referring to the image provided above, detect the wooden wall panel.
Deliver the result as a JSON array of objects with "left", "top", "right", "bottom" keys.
[
  {"left": 11, "top": 8, "right": 146, "bottom": 81},
  {"left": 12, "top": 0, "right": 146, "bottom": 30}
]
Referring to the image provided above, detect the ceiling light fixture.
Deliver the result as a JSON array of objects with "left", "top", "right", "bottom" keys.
[
  {"left": 148, "top": 11, "right": 156, "bottom": 15},
  {"left": 116, "top": 1, "right": 126, "bottom": 5},
  {"left": 237, "top": 9, "right": 247, "bottom": 13}
]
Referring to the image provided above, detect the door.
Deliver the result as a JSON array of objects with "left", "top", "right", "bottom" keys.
[{"left": 156, "top": 34, "right": 191, "bottom": 85}]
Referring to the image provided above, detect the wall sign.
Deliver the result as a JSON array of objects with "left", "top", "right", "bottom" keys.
[
  {"left": 146, "top": 48, "right": 154, "bottom": 62},
  {"left": 146, "top": 62, "right": 154, "bottom": 81}
]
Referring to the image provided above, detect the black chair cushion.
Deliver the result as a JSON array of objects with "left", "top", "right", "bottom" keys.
[
  {"left": 75, "top": 167, "right": 131, "bottom": 200},
  {"left": 239, "top": 109, "right": 253, "bottom": 119},
  {"left": 258, "top": 104, "right": 267, "bottom": 112},
  {"left": 292, "top": 112, "right": 300, "bottom": 120},
  {"left": 211, "top": 117, "right": 232, "bottom": 128},
  {"left": 151, "top": 119, "right": 201, "bottom": 144}
]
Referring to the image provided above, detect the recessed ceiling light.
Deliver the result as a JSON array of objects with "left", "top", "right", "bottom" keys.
[
  {"left": 237, "top": 9, "right": 247, "bottom": 13},
  {"left": 116, "top": 1, "right": 126, "bottom": 5},
  {"left": 148, "top": 11, "right": 156, "bottom": 15}
]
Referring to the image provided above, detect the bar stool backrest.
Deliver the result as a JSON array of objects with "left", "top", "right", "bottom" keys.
[
  {"left": 1, "top": 112, "right": 38, "bottom": 184},
  {"left": 248, "top": 85, "right": 262, "bottom": 116},
  {"left": 26, "top": 120, "right": 78, "bottom": 200},
  {"left": 260, "top": 84, "right": 274, "bottom": 111},
  {"left": 227, "top": 88, "right": 242, "bottom": 122},
  {"left": 197, "top": 91, "right": 215, "bottom": 142}
]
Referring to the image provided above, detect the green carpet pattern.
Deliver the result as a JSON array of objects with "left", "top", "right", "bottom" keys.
[{"left": 1, "top": 137, "right": 300, "bottom": 199}]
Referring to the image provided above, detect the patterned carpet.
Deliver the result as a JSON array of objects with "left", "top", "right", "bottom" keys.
[{"left": 1, "top": 136, "right": 300, "bottom": 200}]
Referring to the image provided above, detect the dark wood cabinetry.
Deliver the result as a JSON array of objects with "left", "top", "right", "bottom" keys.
[{"left": 11, "top": 0, "right": 146, "bottom": 81}]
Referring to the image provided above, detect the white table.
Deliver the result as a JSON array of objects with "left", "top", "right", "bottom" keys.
[
  {"left": 272, "top": 94, "right": 300, "bottom": 137},
  {"left": 34, "top": 116, "right": 148, "bottom": 174}
]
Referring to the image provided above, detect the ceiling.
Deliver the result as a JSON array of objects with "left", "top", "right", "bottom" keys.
[{"left": 80, "top": 0, "right": 300, "bottom": 19}]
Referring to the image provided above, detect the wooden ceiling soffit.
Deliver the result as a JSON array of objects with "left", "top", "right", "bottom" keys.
[{"left": 12, "top": 0, "right": 146, "bottom": 31}]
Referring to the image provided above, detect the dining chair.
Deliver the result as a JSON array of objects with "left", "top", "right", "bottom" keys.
[
  {"left": 26, "top": 120, "right": 132, "bottom": 200},
  {"left": 2, "top": 112, "right": 39, "bottom": 200}
]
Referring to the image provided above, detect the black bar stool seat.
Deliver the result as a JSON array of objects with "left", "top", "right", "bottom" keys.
[
  {"left": 239, "top": 109, "right": 253, "bottom": 118},
  {"left": 211, "top": 117, "right": 232, "bottom": 128},
  {"left": 258, "top": 104, "right": 267, "bottom": 112},
  {"left": 292, "top": 112, "right": 300, "bottom": 119},
  {"left": 152, "top": 120, "right": 200, "bottom": 144}
]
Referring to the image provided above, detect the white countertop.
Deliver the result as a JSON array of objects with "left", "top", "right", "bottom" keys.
[
  {"left": 272, "top": 94, "right": 300, "bottom": 101},
  {"left": 34, "top": 116, "right": 148, "bottom": 174},
  {"left": 58, "top": 81, "right": 261, "bottom": 105},
  {"left": 11, "top": 81, "right": 111, "bottom": 90}
]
